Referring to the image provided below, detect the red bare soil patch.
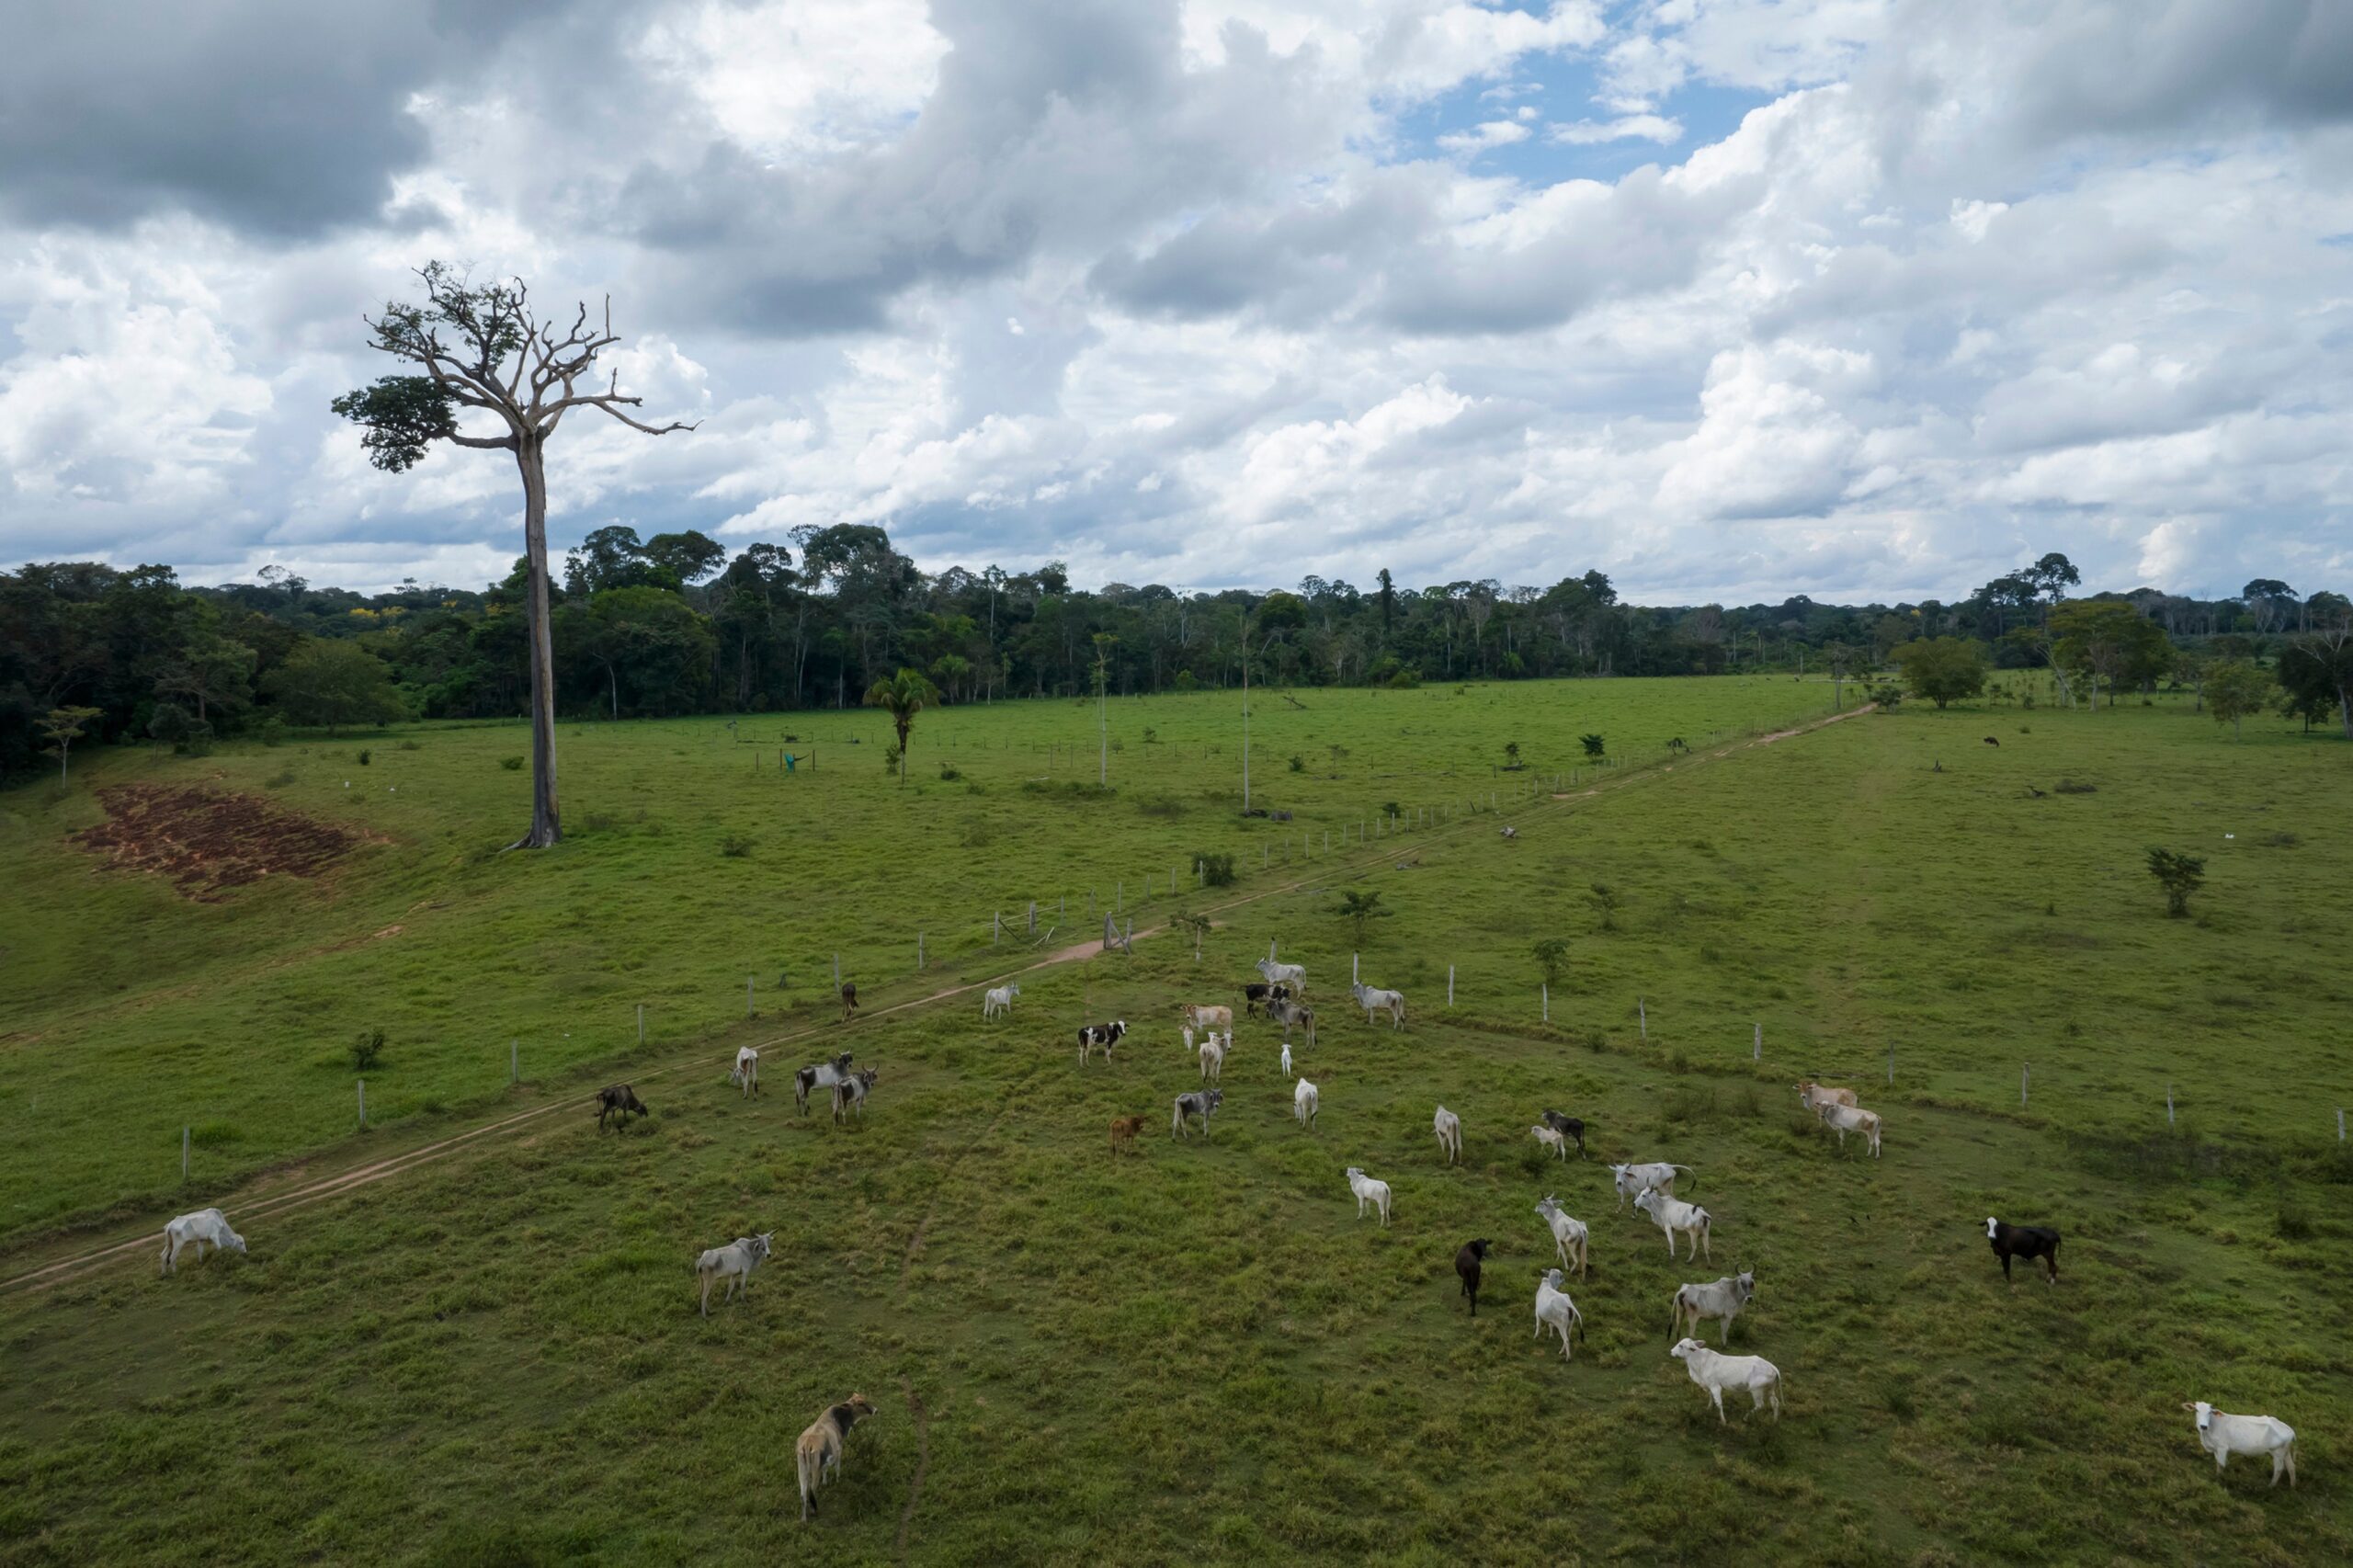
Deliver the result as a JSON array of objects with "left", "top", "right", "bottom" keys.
[{"left": 75, "top": 786, "right": 369, "bottom": 901}]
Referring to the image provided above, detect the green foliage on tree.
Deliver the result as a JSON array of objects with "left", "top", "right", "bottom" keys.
[
  {"left": 261, "top": 642, "right": 408, "bottom": 733},
  {"left": 1332, "top": 889, "right": 1392, "bottom": 944},
  {"left": 2050, "top": 601, "right": 2170, "bottom": 708},
  {"left": 2276, "top": 630, "right": 2353, "bottom": 739},
  {"left": 1531, "top": 937, "right": 1569, "bottom": 985},
  {"left": 1197, "top": 851, "right": 1236, "bottom": 887},
  {"left": 1580, "top": 733, "right": 1606, "bottom": 757},
  {"left": 39, "top": 705, "right": 102, "bottom": 784},
  {"left": 1587, "top": 882, "right": 1622, "bottom": 931},
  {"left": 350, "top": 1028, "right": 387, "bottom": 1073},
  {"left": 1889, "top": 636, "right": 1990, "bottom": 709},
  {"left": 2145, "top": 847, "right": 2205, "bottom": 918},
  {"left": 863, "top": 668, "right": 941, "bottom": 787},
  {"left": 2205, "top": 660, "right": 2273, "bottom": 741}
]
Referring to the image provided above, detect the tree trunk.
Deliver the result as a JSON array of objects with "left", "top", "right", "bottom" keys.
[{"left": 512, "top": 438, "right": 562, "bottom": 848}]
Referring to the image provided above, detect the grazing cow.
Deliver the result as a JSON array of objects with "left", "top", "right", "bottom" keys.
[
  {"left": 2182, "top": 1403, "right": 2298, "bottom": 1488},
  {"left": 1983, "top": 735, "right": 2000, "bottom": 747},
  {"left": 1346, "top": 1166, "right": 1392, "bottom": 1225},
  {"left": 1293, "top": 1078, "right": 1319, "bottom": 1130},
  {"left": 983, "top": 982, "right": 1020, "bottom": 1018},
  {"left": 1256, "top": 958, "right": 1307, "bottom": 995},
  {"left": 1533, "top": 1267, "right": 1586, "bottom": 1359},
  {"left": 1540, "top": 1110, "right": 1586, "bottom": 1157},
  {"left": 831, "top": 1067, "right": 879, "bottom": 1125},
  {"left": 839, "top": 983, "right": 858, "bottom": 1022},
  {"left": 1795, "top": 1081, "right": 1857, "bottom": 1112},
  {"left": 597, "top": 1084, "right": 649, "bottom": 1131},
  {"left": 694, "top": 1232, "right": 773, "bottom": 1316},
  {"left": 1281, "top": 1040, "right": 1293, "bottom": 1078},
  {"left": 159, "top": 1209, "right": 246, "bottom": 1276},
  {"left": 796, "top": 1392, "right": 878, "bottom": 1520},
  {"left": 732, "top": 1046, "right": 761, "bottom": 1097},
  {"left": 1984, "top": 1217, "right": 2062, "bottom": 1286},
  {"left": 1242, "top": 982, "right": 1293, "bottom": 1017},
  {"left": 1815, "top": 1101, "right": 1882, "bottom": 1156},
  {"left": 1434, "top": 1106, "right": 1462, "bottom": 1165},
  {"left": 795, "top": 1051, "right": 855, "bottom": 1115},
  {"left": 1269, "top": 998, "right": 1318, "bottom": 1048},
  {"left": 1670, "top": 1270, "right": 1757, "bottom": 1346},
  {"left": 1108, "top": 1114, "right": 1148, "bottom": 1155},
  {"left": 1197, "top": 1032, "right": 1228, "bottom": 1082},
  {"left": 1171, "top": 1087, "right": 1223, "bottom": 1139},
  {"left": 1455, "top": 1238, "right": 1492, "bottom": 1316},
  {"left": 1671, "top": 1338, "right": 1783, "bottom": 1424},
  {"left": 1500, "top": 825, "right": 1518, "bottom": 840},
  {"left": 1077, "top": 1019, "right": 1129, "bottom": 1063},
  {"left": 1610, "top": 1161, "right": 1694, "bottom": 1210},
  {"left": 1532, "top": 1196, "right": 1589, "bottom": 1278},
  {"left": 1352, "top": 983, "right": 1407, "bottom": 1029},
  {"left": 1181, "top": 1003, "right": 1233, "bottom": 1035},
  {"left": 1634, "top": 1187, "right": 1713, "bottom": 1261}
]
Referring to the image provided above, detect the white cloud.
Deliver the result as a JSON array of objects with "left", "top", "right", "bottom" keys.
[
  {"left": 1550, "top": 113, "right": 1684, "bottom": 145},
  {"left": 1437, "top": 119, "right": 1531, "bottom": 155}
]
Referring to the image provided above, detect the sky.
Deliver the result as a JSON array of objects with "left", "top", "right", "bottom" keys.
[{"left": 2, "top": 0, "right": 2349, "bottom": 605}]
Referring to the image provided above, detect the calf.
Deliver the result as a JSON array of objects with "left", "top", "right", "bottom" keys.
[
  {"left": 795, "top": 1051, "right": 855, "bottom": 1115},
  {"left": 694, "top": 1232, "right": 773, "bottom": 1316},
  {"left": 831, "top": 1067, "right": 880, "bottom": 1125},
  {"left": 1984, "top": 1217, "right": 2061, "bottom": 1286},
  {"left": 1795, "top": 1080, "right": 1857, "bottom": 1112},
  {"left": 1815, "top": 1101, "right": 1882, "bottom": 1156},
  {"left": 1634, "top": 1187, "right": 1713, "bottom": 1261},
  {"left": 732, "top": 1046, "right": 761, "bottom": 1097},
  {"left": 1108, "top": 1114, "right": 1148, "bottom": 1155},
  {"left": 1433, "top": 1106, "right": 1461, "bottom": 1165},
  {"left": 1197, "top": 1032, "right": 1228, "bottom": 1081},
  {"left": 1532, "top": 1196, "right": 1589, "bottom": 1278},
  {"left": 1533, "top": 1267, "right": 1586, "bottom": 1359},
  {"left": 1610, "top": 1161, "right": 1694, "bottom": 1210},
  {"left": 596, "top": 1084, "right": 649, "bottom": 1131},
  {"left": 1540, "top": 1109, "right": 1586, "bottom": 1156},
  {"left": 983, "top": 982, "right": 1020, "bottom": 1018},
  {"left": 839, "top": 982, "right": 858, "bottom": 1022},
  {"left": 1077, "top": 1019, "right": 1129, "bottom": 1063},
  {"left": 1670, "top": 1337, "right": 1783, "bottom": 1424},
  {"left": 1529, "top": 1124, "right": 1570, "bottom": 1161},
  {"left": 1171, "top": 1087, "right": 1222, "bottom": 1139},
  {"left": 159, "top": 1209, "right": 246, "bottom": 1276},
  {"left": 2182, "top": 1402, "right": 2298, "bottom": 1488},
  {"left": 1180, "top": 1003, "right": 1233, "bottom": 1035},
  {"left": 796, "top": 1393, "right": 879, "bottom": 1520},
  {"left": 1281, "top": 1041, "right": 1293, "bottom": 1078},
  {"left": 1670, "top": 1270, "right": 1757, "bottom": 1345},
  {"left": 1346, "top": 1166, "right": 1392, "bottom": 1226},
  {"left": 1455, "top": 1238, "right": 1492, "bottom": 1317},
  {"left": 1293, "top": 1077, "right": 1319, "bottom": 1130}
]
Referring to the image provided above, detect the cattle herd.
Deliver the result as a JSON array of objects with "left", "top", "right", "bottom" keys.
[{"left": 149, "top": 942, "right": 2304, "bottom": 1526}]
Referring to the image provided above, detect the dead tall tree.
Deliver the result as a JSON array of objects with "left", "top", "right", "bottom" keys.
[{"left": 333, "top": 264, "right": 697, "bottom": 847}]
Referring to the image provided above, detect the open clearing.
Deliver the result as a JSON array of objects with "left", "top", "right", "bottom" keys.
[{"left": 1, "top": 678, "right": 2347, "bottom": 1565}]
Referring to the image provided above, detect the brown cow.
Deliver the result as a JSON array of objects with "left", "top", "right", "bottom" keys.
[
  {"left": 1108, "top": 1115, "right": 1148, "bottom": 1155},
  {"left": 839, "top": 983, "right": 859, "bottom": 1022}
]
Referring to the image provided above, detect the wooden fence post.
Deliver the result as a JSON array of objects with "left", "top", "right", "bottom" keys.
[
  {"left": 2166, "top": 1085, "right": 2175, "bottom": 1126},
  {"left": 358, "top": 1079, "right": 367, "bottom": 1129},
  {"left": 1448, "top": 965, "right": 1455, "bottom": 1006},
  {"left": 1753, "top": 1022, "right": 1761, "bottom": 1062},
  {"left": 1029, "top": 900, "right": 1037, "bottom": 934},
  {"left": 511, "top": 1039, "right": 519, "bottom": 1085},
  {"left": 918, "top": 932, "right": 925, "bottom": 968},
  {"left": 1639, "top": 997, "right": 1647, "bottom": 1040},
  {"left": 1541, "top": 983, "right": 1549, "bottom": 1023},
  {"left": 1352, "top": 951, "right": 1359, "bottom": 983}
]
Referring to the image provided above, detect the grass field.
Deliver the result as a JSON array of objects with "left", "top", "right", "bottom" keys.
[{"left": 2, "top": 677, "right": 2348, "bottom": 1565}]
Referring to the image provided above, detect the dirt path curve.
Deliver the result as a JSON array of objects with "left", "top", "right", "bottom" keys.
[{"left": 0, "top": 700, "right": 1870, "bottom": 1297}]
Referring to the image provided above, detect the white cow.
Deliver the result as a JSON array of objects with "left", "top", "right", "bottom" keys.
[
  {"left": 2182, "top": 1403, "right": 2298, "bottom": 1487},
  {"left": 1533, "top": 1196, "right": 1589, "bottom": 1277},
  {"left": 695, "top": 1233, "right": 774, "bottom": 1317},
  {"left": 1281, "top": 1041, "right": 1293, "bottom": 1078},
  {"left": 1671, "top": 1337, "right": 1783, "bottom": 1423},
  {"left": 1533, "top": 1267, "right": 1586, "bottom": 1359},
  {"left": 1529, "top": 1124, "right": 1569, "bottom": 1160},
  {"left": 1198, "top": 1032, "right": 1229, "bottom": 1082},
  {"left": 1346, "top": 1166, "right": 1392, "bottom": 1225},
  {"left": 1256, "top": 958, "right": 1307, "bottom": 994},
  {"left": 1433, "top": 1106, "right": 1461, "bottom": 1165},
  {"left": 1294, "top": 1077, "right": 1320, "bottom": 1129},
  {"left": 1181, "top": 1002, "right": 1233, "bottom": 1035},
  {"left": 1353, "top": 983, "right": 1406, "bottom": 1029},
  {"left": 160, "top": 1209, "right": 246, "bottom": 1276},
  {"left": 983, "top": 982, "right": 1020, "bottom": 1018},
  {"left": 1610, "top": 1161, "right": 1694, "bottom": 1210},
  {"left": 1634, "top": 1187, "right": 1713, "bottom": 1261},
  {"left": 1816, "top": 1102, "right": 1882, "bottom": 1156},
  {"left": 731, "top": 1045, "right": 761, "bottom": 1097},
  {"left": 1796, "top": 1080, "right": 1857, "bottom": 1112}
]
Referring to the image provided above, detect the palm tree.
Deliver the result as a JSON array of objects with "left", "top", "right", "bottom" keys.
[{"left": 863, "top": 668, "right": 941, "bottom": 788}]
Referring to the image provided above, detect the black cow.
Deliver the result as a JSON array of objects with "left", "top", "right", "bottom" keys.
[
  {"left": 1240, "top": 983, "right": 1292, "bottom": 1017},
  {"left": 1077, "top": 1019, "right": 1129, "bottom": 1053},
  {"left": 1985, "top": 1217, "right": 2061, "bottom": 1285},
  {"left": 1455, "top": 1238, "right": 1492, "bottom": 1317},
  {"left": 596, "top": 1084, "right": 648, "bottom": 1131},
  {"left": 1540, "top": 1109, "right": 1587, "bottom": 1157}
]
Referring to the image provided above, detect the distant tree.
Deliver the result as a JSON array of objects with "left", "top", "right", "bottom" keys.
[
  {"left": 1332, "top": 889, "right": 1392, "bottom": 945},
  {"left": 863, "top": 668, "right": 940, "bottom": 788},
  {"left": 2240, "top": 578, "right": 2298, "bottom": 635},
  {"left": 2145, "top": 846, "right": 2205, "bottom": 918},
  {"left": 1822, "top": 640, "right": 1859, "bottom": 709},
  {"left": 642, "top": 529, "right": 727, "bottom": 586},
  {"left": 153, "top": 632, "right": 256, "bottom": 726},
  {"left": 1587, "top": 882, "right": 1621, "bottom": 932},
  {"left": 2276, "top": 627, "right": 2353, "bottom": 740},
  {"left": 39, "top": 705, "right": 102, "bottom": 784},
  {"left": 2050, "top": 601, "right": 2170, "bottom": 709},
  {"left": 333, "top": 263, "right": 696, "bottom": 847},
  {"left": 1531, "top": 937, "right": 1569, "bottom": 985},
  {"left": 1503, "top": 740, "right": 1521, "bottom": 768},
  {"left": 2205, "top": 660, "right": 2273, "bottom": 741},
  {"left": 929, "top": 653, "right": 973, "bottom": 704},
  {"left": 1890, "top": 637, "right": 1989, "bottom": 709},
  {"left": 262, "top": 642, "right": 408, "bottom": 733},
  {"left": 1580, "top": 733, "right": 1606, "bottom": 758}
]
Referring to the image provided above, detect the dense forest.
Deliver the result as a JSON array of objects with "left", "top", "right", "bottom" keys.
[{"left": 4, "top": 526, "right": 2348, "bottom": 778}]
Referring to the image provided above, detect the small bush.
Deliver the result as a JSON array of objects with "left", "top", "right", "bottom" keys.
[
  {"left": 1287, "top": 754, "right": 1305, "bottom": 773},
  {"left": 938, "top": 765, "right": 962, "bottom": 781},
  {"left": 351, "top": 1028, "right": 386, "bottom": 1073},
  {"left": 719, "top": 834, "right": 754, "bottom": 858},
  {"left": 500, "top": 756, "right": 525, "bottom": 771},
  {"left": 1142, "top": 727, "right": 1158, "bottom": 745},
  {"left": 1583, "top": 1029, "right": 1607, "bottom": 1053},
  {"left": 357, "top": 748, "right": 371, "bottom": 766},
  {"left": 2053, "top": 778, "right": 2097, "bottom": 794},
  {"left": 1198, "top": 851, "right": 1236, "bottom": 887},
  {"left": 255, "top": 713, "right": 288, "bottom": 746}
]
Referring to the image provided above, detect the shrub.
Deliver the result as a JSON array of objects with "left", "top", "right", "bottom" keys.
[
  {"left": 1174, "top": 670, "right": 1198, "bottom": 692},
  {"left": 351, "top": 1028, "right": 386, "bottom": 1073},
  {"left": 1385, "top": 668, "right": 1419, "bottom": 689},
  {"left": 1198, "top": 851, "right": 1236, "bottom": 887},
  {"left": 255, "top": 713, "right": 288, "bottom": 747},
  {"left": 1587, "top": 882, "right": 1621, "bottom": 931},
  {"left": 1866, "top": 683, "right": 1904, "bottom": 709},
  {"left": 1531, "top": 937, "right": 1569, "bottom": 985},
  {"left": 1142, "top": 727, "right": 1158, "bottom": 745},
  {"left": 883, "top": 744, "right": 902, "bottom": 777},
  {"left": 719, "top": 834, "right": 754, "bottom": 858},
  {"left": 1579, "top": 733, "right": 1606, "bottom": 757},
  {"left": 500, "top": 756, "right": 526, "bottom": 771},
  {"left": 1287, "top": 754, "right": 1305, "bottom": 773},
  {"left": 938, "top": 765, "right": 963, "bottom": 781},
  {"left": 357, "top": 748, "right": 371, "bottom": 766}
]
